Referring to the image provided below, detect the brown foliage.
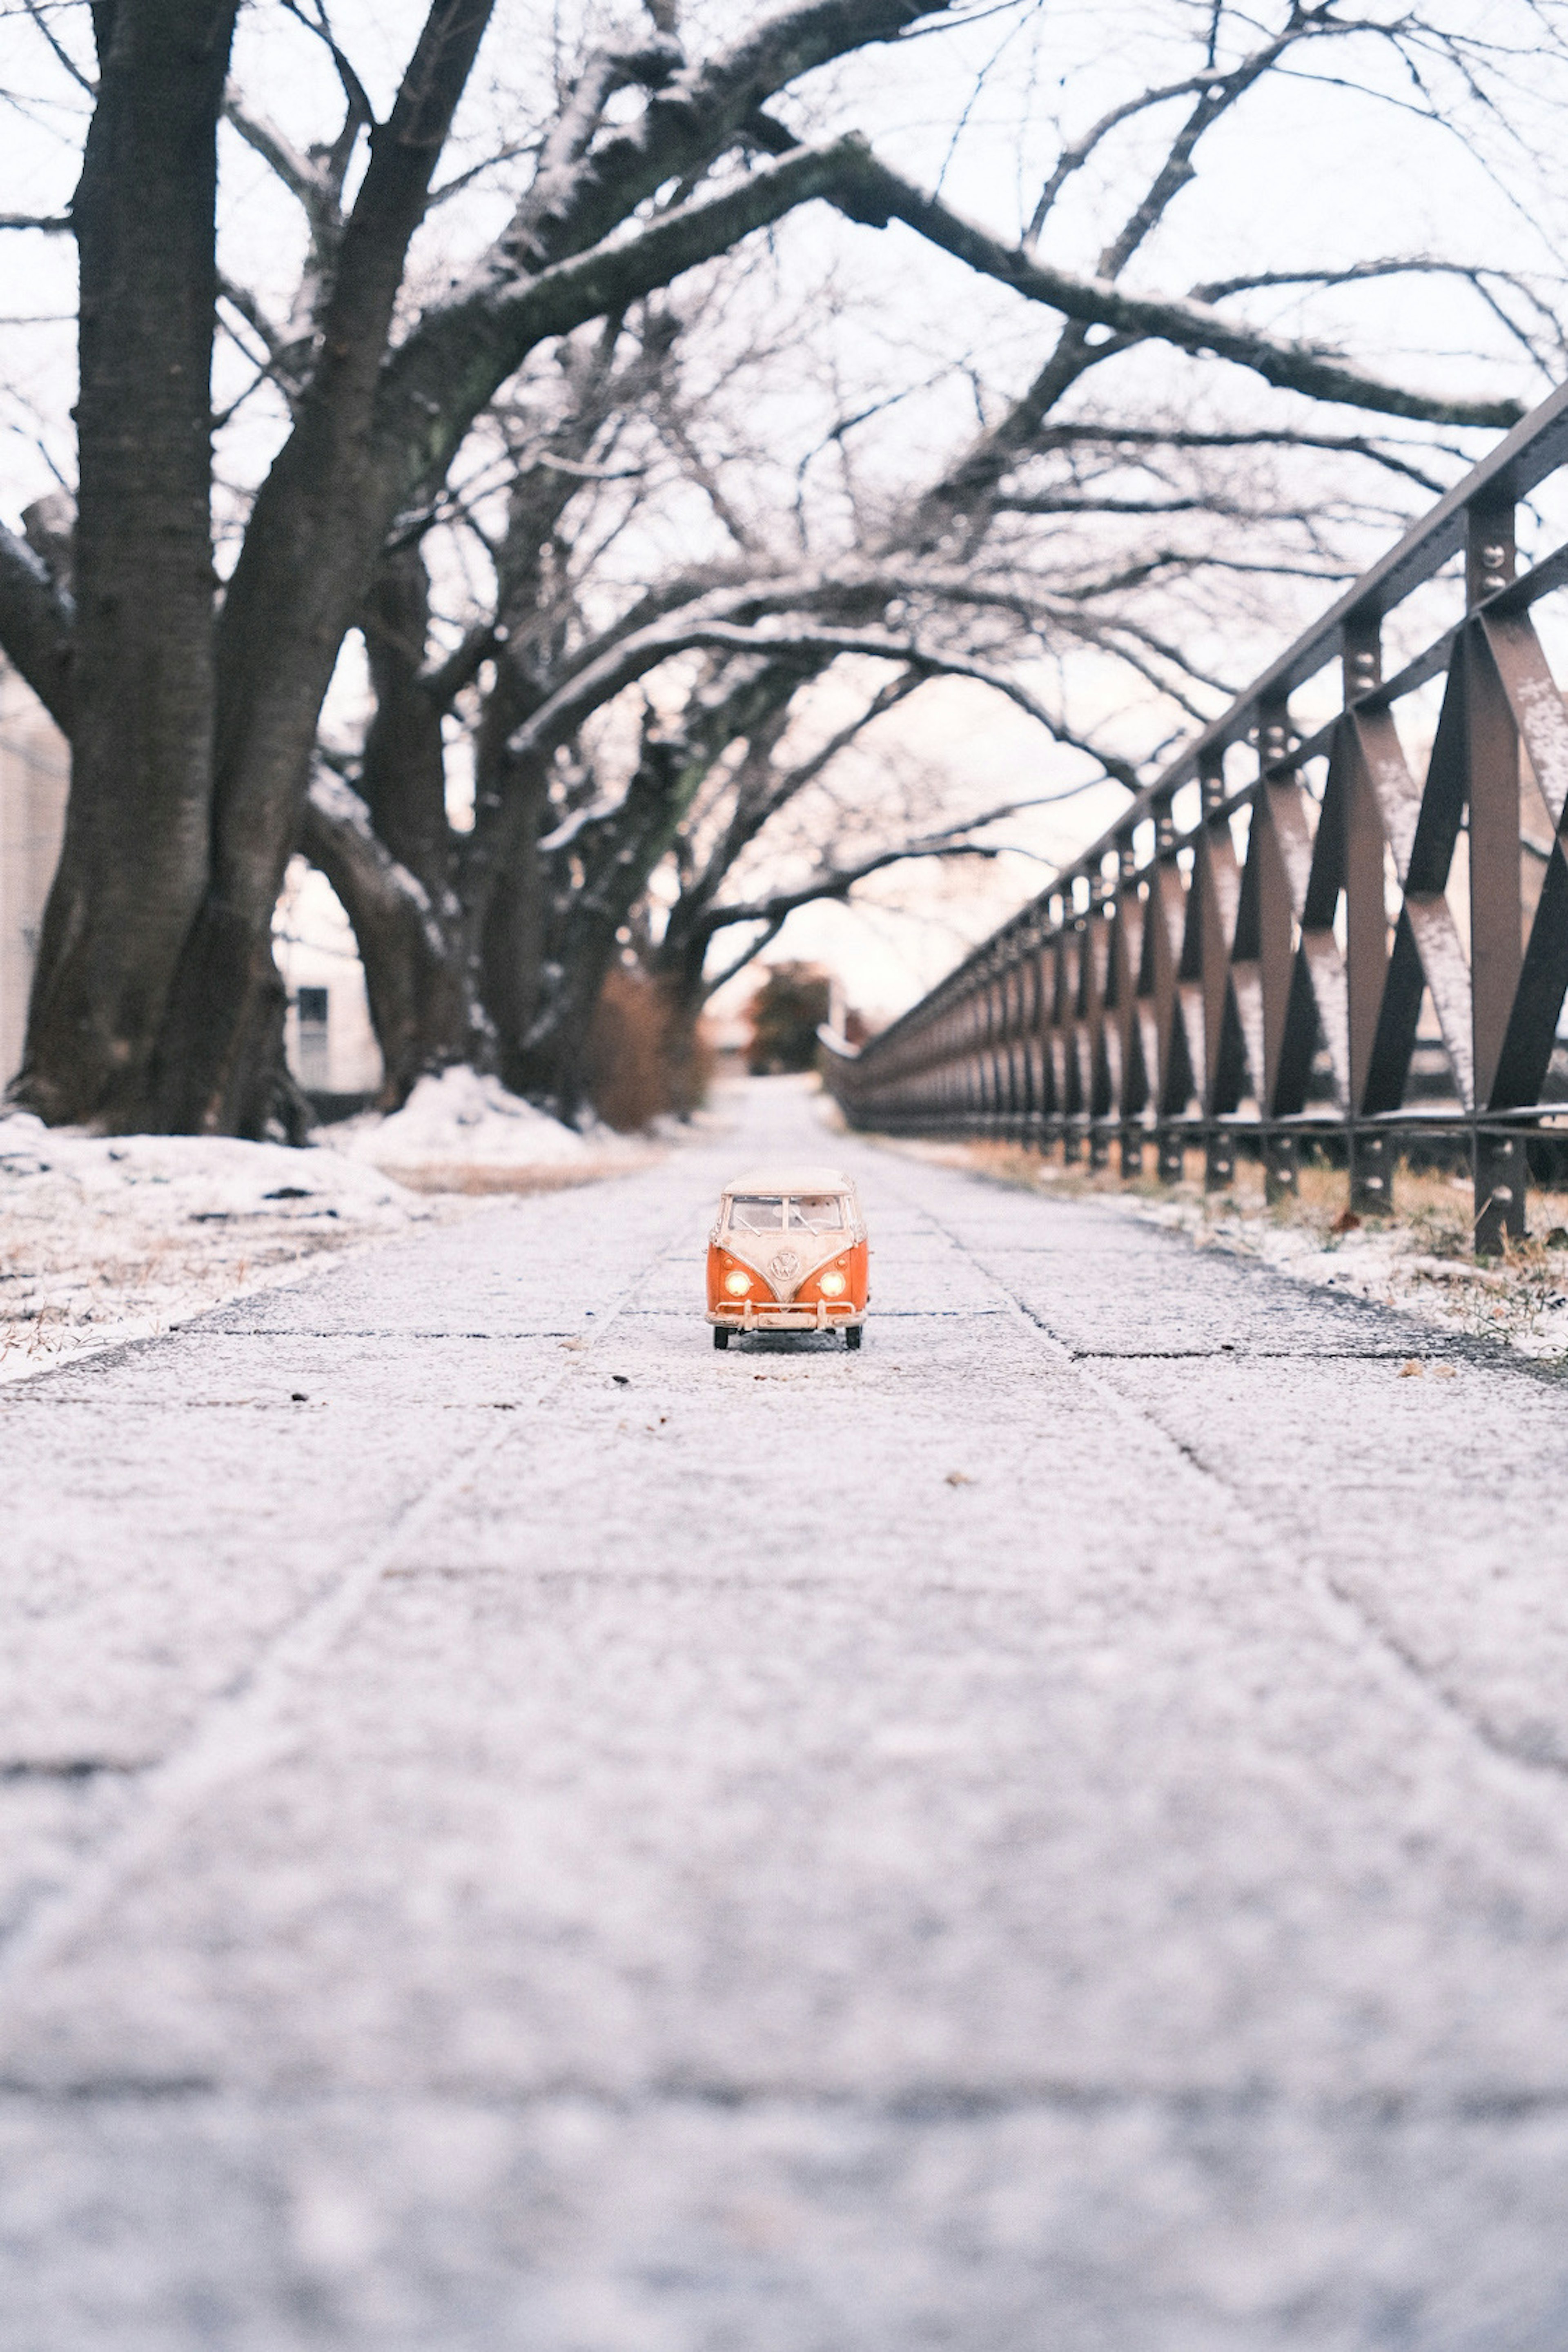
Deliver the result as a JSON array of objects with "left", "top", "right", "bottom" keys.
[
  {"left": 584, "top": 968, "right": 714, "bottom": 1131},
  {"left": 747, "top": 962, "right": 830, "bottom": 1075}
]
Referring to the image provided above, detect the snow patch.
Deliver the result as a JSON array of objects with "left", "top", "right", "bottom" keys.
[
  {"left": 0, "top": 1110, "right": 418, "bottom": 1219},
  {"left": 0, "top": 1111, "right": 437, "bottom": 1384},
  {"left": 331, "top": 1067, "right": 601, "bottom": 1171}
]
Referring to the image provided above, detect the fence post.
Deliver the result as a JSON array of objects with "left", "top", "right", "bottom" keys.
[
  {"left": 1466, "top": 500, "right": 1526, "bottom": 1251},
  {"left": 1264, "top": 1131, "right": 1298, "bottom": 1204},
  {"left": 1204, "top": 1130, "right": 1236, "bottom": 1191},
  {"left": 1475, "top": 1129, "right": 1527, "bottom": 1254},
  {"left": 1343, "top": 611, "right": 1396, "bottom": 1219},
  {"left": 1349, "top": 1129, "right": 1395, "bottom": 1217}
]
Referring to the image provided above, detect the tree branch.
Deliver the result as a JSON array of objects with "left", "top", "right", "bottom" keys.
[
  {"left": 674, "top": 669, "right": 922, "bottom": 929},
  {"left": 302, "top": 766, "right": 437, "bottom": 938},
  {"left": 1012, "top": 421, "right": 1454, "bottom": 495},
  {"left": 496, "top": 0, "right": 960, "bottom": 273},
  {"left": 697, "top": 835, "right": 1017, "bottom": 940},
  {"left": 421, "top": 620, "right": 496, "bottom": 713},
  {"left": 0, "top": 521, "right": 73, "bottom": 732},
  {"left": 21, "top": 0, "right": 95, "bottom": 94},
  {"left": 216, "top": 272, "right": 291, "bottom": 367},
  {"left": 506, "top": 602, "right": 1144, "bottom": 795},
  {"left": 1025, "top": 69, "right": 1224, "bottom": 245},
  {"left": 830, "top": 149, "right": 1523, "bottom": 431},
  {"left": 378, "top": 136, "right": 888, "bottom": 512},
  {"left": 223, "top": 91, "right": 327, "bottom": 208},
  {"left": 700, "top": 914, "right": 787, "bottom": 996}
]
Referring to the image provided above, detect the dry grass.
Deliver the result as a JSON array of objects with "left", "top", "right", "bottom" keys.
[
  {"left": 898, "top": 1136, "right": 1568, "bottom": 1239},
  {"left": 389, "top": 1155, "right": 657, "bottom": 1196}
]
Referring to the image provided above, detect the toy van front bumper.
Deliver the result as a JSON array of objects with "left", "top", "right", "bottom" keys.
[{"left": 706, "top": 1301, "right": 863, "bottom": 1332}]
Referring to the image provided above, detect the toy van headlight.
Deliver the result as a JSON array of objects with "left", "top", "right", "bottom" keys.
[
  {"left": 723, "top": 1268, "right": 753, "bottom": 1297},
  {"left": 817, "top": 1270, "right": 847, "bottom": 1297}
]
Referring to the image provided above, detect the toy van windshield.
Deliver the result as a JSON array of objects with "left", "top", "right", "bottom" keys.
[{"left": 728, "top": 1194, "right": 844, "bottom": 1233}]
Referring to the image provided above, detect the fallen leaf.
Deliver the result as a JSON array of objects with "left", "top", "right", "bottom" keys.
[
  {"left": 945, "top": 1470, "right": 974, "bottom": 1486},
  {"left": 1333, "top": 1209, "right": 1362, "bottom": 1235},
  {"left": 1434, "top": 1365, "right": 1458, "bottom": 1380},
  {"left": 1398, "top": 1359, "right": 1424, "bottom": 1378}
]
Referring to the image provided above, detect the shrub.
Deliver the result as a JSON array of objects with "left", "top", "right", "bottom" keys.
[
  {"left": 746, "top": 963, "right": 831, "bottom": 1075},
  {"left": 584, "top": 969, "right": 714, "bottom": 1131}
]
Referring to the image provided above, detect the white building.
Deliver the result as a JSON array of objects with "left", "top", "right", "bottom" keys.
[
  {"left": 272, "top": 856, "right": 383, "bottom": 1102},
  {"left": 0, "top": 661, "right": 68, "bottom": 1088},
  {"left": 1, "top": 661, "right": 382, "bottom": 1103}
]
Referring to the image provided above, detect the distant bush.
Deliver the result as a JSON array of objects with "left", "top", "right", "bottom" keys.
[
  {"left": 747, "top": 963, "right": 831, "bottom": 1075},
  {"left": 584, "top": 969, "right": 714, "bottom": 1131}
]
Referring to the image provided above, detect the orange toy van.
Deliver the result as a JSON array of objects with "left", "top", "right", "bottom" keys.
[{"left": 707, "top": 1165, "right": 869, "bottom": 1350}]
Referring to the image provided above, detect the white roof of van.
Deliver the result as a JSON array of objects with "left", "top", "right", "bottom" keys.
[{"left": 722, "top": 1165, "right": 855, "bottom": 1194}]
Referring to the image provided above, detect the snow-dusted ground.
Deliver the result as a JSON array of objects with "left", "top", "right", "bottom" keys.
[
  {"left": 6, "top": 1078, "right": 1568, "bottom": 2345},
  {"left": 879, "top": 1136, "right": 1568, "bottom": 1365},
  {"left": 0, "top": 1110, "right": 449, "bottom": 1385},
  {"left": 1135, "top": 1174, "right": 1568, "bottom": 1361},
  {"left": 0, "top": 1073, "right": 663, "bottom": 1386}
]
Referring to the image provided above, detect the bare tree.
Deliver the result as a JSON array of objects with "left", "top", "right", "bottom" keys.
[
  {"left": 358, "top": 1, "right": 1552, "bottom": 1116},
  {"left": 4, "top": 1, "right": 994, "bottom": 1127},
  {"left": 0, "top": 0, "right": 1558, "bottom": 1131}
]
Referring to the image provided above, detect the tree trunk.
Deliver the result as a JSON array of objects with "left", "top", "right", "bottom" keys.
[
  {"left": 147, "top": 0, "right": 497, "bottom": 1133},
  {"left": 15, "top": 0, "right": 237, "bottom": 1127},
  {"left": 655, "top": 969, "right": 715, "bottom": 1120},
  {"left": 512, "top": 733, "right": 696, "bottom": 1114},
  {"left": 301, "top": 772, "right": 469, "bottom": 1107},
  {"left": 359, "top": 545, "right": 455, "bottom": 902},
  {"left": 481, "top": 834, "right": 550, "bottom": 1098},
  {"left": 468, "top": 655, "right": 553, "bottom": 1094}
]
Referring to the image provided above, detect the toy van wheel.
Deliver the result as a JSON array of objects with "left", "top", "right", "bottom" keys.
[
  {"left": 713, "top": 1327, "right": 731, "bottom": 1350},
  {"left": 846, "top": 1326, "right": 862, "bottom": 1351}
]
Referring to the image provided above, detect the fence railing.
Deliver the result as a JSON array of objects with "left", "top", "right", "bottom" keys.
[{"left": 823, "top": 379, "right": 1568, "bottom": 1252}]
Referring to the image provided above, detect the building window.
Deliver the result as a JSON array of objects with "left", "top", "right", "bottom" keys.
[{"left": 295, "top": 986, "right": 330, "bottom": 1086}]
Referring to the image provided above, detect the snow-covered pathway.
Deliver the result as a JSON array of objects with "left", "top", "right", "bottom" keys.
[{"left": 4, "top": 1077, "right": 1568, "bottom": 2349}]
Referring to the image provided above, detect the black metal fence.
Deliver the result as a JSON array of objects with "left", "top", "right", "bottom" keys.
[{"left": 823, "top": 380, "right": 1568, "bottom": 1252}]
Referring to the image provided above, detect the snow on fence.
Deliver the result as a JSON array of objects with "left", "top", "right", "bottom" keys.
[{"left": 824, "top": 379, "right": 1568, "bottom": 1254}]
